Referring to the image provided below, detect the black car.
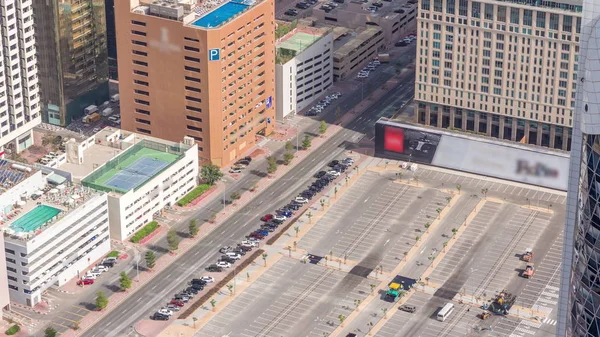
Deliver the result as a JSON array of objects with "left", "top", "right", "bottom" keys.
[
  {"left": 220, "top": 256, "right": 236, "bottom": 263},
  {"left": 186, "top": 287, "right": 200, "bottom": 294},
  {"left": 296, "top": 2, "right": 309, "bottom": 8},
  {"left": 260, "top": 225, "right": 276, "bottom": 232},
  {"left": 190, "top": 283, "right": 205, "bottom": 290},
  {"left": 314, "top": 171, "right": 327, "bottom": 178},
  {"left": 237, "top": 244, "right": 253, "bottom": 251},
  {"left": 243, "top": 156, "right": 252, "bottom": 162},
  {"left": 287, "top": 204, "right": 301, "bottom": 211},
  {"left": 232, "top": 248, "right": 247, "bottom": 255},
  {"left": 153, "top": 313, "right": 169, "bottom": 321},
  {"left": 333, "top": 0, "right": 344, "bottom": 3},
  {"left": 271, "top": 218, "right": 285, "bottom": 224},
  {"left": 285, "top": 9, "right": 298, "bottom": 15},
  {"left": 236, "top": 159, "right": 251, "bottom": 166},
  {"left": 206, "top": 264, "right": 223, "bottom": 272},
  {"left": 328, "top": 160, "right": 340, "bottom": 167},
  {"left": 319, "top": 178, "right": 331, "bottom": 185},
  {"left": 395, "top": 41, "right": 408, "bottom": 47}
]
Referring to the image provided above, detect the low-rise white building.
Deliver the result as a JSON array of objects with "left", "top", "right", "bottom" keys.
[
  {"left": 0, "top": 160, "right": 110, "bottom": 306},
  {"left": 59, "top": 128, "right": 199, "bottom": 240},
  {"left": 276, "top": 25, "right": 334, "bottom": 119}
]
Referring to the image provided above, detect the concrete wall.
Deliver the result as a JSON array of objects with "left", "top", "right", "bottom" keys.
[{"left": 0, "top": 238, "right": 10, "bottom": 314}]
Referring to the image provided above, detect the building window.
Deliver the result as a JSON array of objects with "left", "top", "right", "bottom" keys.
[
  {"left": 133, "top": 50, "right": 147, "bottom": 56},
  {"left": 134, "top": 79, "right": 149, "bottom": 86},
  {"left": 132, "top": 40, "right": 147, "bottom": 47},
  {"left": 185, "top": 76, "right": 201, "bottom": 83},
  {"left": 185, "top": 96, "right": 201, "bottom": 103},
  {"left": 187, "top": 125, "right": 202, "bottom": 132},
  {"left": 185, "top": 56, "right": 201, "bottom": 63},
  {"left": 134, "top": 89, "right": 149, "bottom": 96},
  {"left": 184, "top": 46, "right": 200, "bottom": 52},
  {"left": 186, "top": 106, "right": 202, "bottom": 113},
  {"left": 5, "top": 248, "right": 14, "bottom": 255},
  {"left": 134, "top": 70, "right": 148, "bottom": 77},
  {"left": 137, "top": 128, "right": 151, "bottom": 134},
  {"left": 134, "top": 99, "right": 150, "bottom": 106},
  {"left": 133, "top": 60, "right": 148, "bottom": 67},
  {"left": 132, "top": 30, "right": 147, "bottom": 36},
  {"left": 185, "top": 86, "right": 201, "bottom": 93},
  {"left": 131, "top": 20, "right": 146, "bottom": 26},
  {"left": 136, "top": 118, "right": 151, "bottom": 125},
  {"left": 135, "top": 108, "right": 150, "bottom": 115},
  {"left": 186, "top": 115, "right": 202, "bottom": 122},
  {"left": 184, "top": 66, "right": 200, "bottom": 73}
]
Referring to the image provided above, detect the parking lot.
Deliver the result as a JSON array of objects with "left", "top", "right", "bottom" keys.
[{"left": 194, "top": 258, "right": 372, "bottom": 337}]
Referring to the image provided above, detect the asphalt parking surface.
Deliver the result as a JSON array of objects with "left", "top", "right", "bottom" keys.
[{"left": 195, "top": 258, "right": 372, "bottom": 337}]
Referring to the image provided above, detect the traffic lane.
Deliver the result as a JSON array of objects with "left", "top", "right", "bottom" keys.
[{"left": 81, "top": 129, "right": 362, "bottom": 336}]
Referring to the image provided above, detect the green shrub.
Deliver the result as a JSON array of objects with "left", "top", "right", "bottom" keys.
[
  {"left": 177, "top": 184, "right": 211, "bottom": 207},
  {"left": 6, "top": 324, "right": 20, "bottom": 335},
  {"left": 106, "top": 251, "right": 119, "bottom": 258},
  {"left": 130, "top": 221, "right": 160, "bottom": 243}
]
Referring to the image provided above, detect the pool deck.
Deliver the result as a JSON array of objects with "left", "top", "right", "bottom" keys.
[
  {"left": 192, "top": 1, "right": 249, "bottom": 28},
  {"left": 2, "top": 184, "right": 99, "bottom": 243}
]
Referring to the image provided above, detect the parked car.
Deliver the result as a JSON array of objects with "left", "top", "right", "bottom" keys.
[
  {"left": 328, "top": 171, "right": 341, "bottom": 177},
  {"left": 185, "top": 287, "right": 199, "bottom": 295},
  {"left": 206, "top": 264, "right": 224, "bottom": 272},
  {"left": 236, "top": 159, "right": 251, "bottom": 166},
  {"left": 240, "top": 240, "right": 257, "bottom": 247},
  {"left": 399, "top": 304, "right": 417, "bottom": 313},
  {"left": 169, "top": 300, "right": 185, "bottom": 307},
  {"left": 224, "top": 252, "right": 241, "bottom": 260},
  {"left": 261, "top": 214, "right": 274, "bottom": 222},
  {"left": 219, "top": 246, "right": 234, "bottom": 254},
  {"left": 166, "top": 304, "right": 181, "bottom": 311},
  {"left": 295, "top": 196, "right": 309, "bottom": 204},
  {"left": 174, "top": 294, "right": 190, "bottom": 302},
  {"left": 153, "top": 313, "right": 169, "bottom": 321},
  {"left": 315, "top": 171, "right": 327, "bottom": 178},
  {"left": 296, "top": 2, "right": 309, "bottom": 9},
  {"left": 229, "top": 168, "right": 243, "bottom": 173},
  {"left": 285, "top": 8, "right": 298, "bottom": 15},
  {"left": 191, "top": 278, "right": 207, "bottom": 285},
  {"left": 190, "top": 283, "right": 205, "bottom": 291},
  {"left": 216, "top": 261, "right": 232, "bottom": 268},
  {"left": 200, "top": 276, "right": 215, "bottom": 283},
  {"left": 233, "top": 248, "right": 247, "bottom": 255},
  {"left": 237, "top": 244, "right": 253, "bottom": 251},
  {"left": 248, "top": 232, "right": 265, "bottom": 240},
  {"left": 220, "top": 256, "right": 236, "bottom": 264},
  {"left": 158, "top": 308, "right": 173, "bottom": 316},
  {"left": 77, "top": 279, "right": 94, "bottom": 286}
]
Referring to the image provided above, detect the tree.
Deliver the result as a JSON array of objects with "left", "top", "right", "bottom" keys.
[
  {"left": 209, "top": 212, "right": 217, "bottom": 223},
  {"left": 415, "top": 235, "right": 420, "bottom": 245},
  {"left": 294, "top": 226, "right": 300, "bottom": 237},
  {"left": 319, "top": 120, "right": 328, "bottom": 135},
  {"left": 425, "top": 276, "right": 430, "bottom": 285},
  {"left": 445, "top": 196, "right": 452, "bottom": 204},
  {"left": 262, "top": 253, "right": 268, "bottom": 266},
  {"left": 456, "top": 183, "right": 462, "bottom": 195},
  {"left": 403, "top": 251, "right": 408, "bottom": 261},
  {"left": 307, "top": 211, "right": 313, "bottom": 224},
  {"left": 382, "top": 307, "right": 388, "bottom": 319},
  {"left": 226, "top": 284, "right": 234, "bottom": 296},
  {"left": 442, "top": 241, "right": 448, "bottom": 253},
  {"left": 370, "top": 283, "right": 376, "bottom": 294},
  {"left": 354, "top": 299, "right": 361, "bottom": 311},
  {"left": 230, "top": 191, "right": 241, "bottom": 201},
  {"left": 210, "top": 299, "right": 217, "bottom": 311},
  {"left": 283, "top": 152, "right": 294, "bottom": 165},
  {"left": 481, "top": 188, "right": 489, "bottom": 199},
  {"left": 119, "top": 272, "right": 132, "bottom": 291},
  {"left": 189, "top": 219, "right": 199, "bottom": 238},
  {"left": 145, "top": 251, "right": 156, "bottom": 269},
  {"left": 286, "top": 245, "right": 292, "bottom": 257},
  {"left": 334, "top": 187, "right": 338, "bottom": 198},
  {"left": 44, "top": 326, "right": 58, "bottom": 337},
  {"left": 200, "top": 164, "right": 223, "bottom": 185},
  {"left": 302, "top": 135, "right": 312, "bottom": 150},
  {"left": 451, "top": 227, "right": 458, "bottom": 238},
  {"left": 285, "top": 140, "right": 293, "bottom": 151},
  {"left": 267, "top": 156, "right": 278, "bottom": 174},
  {"left": 338, "top": 314, "right": 346, "bottom": 326},
  {"left": 320, "top": 199, "right": 326, "bottom": 210},
  {"left": 95, "top": 291, "right": 108, "bottom": 310},
  {"left": 424, "top": 222, "right": 430, "bottom": 233},
  {"left": 436, "top": 207, "right": 442, "bottom": 219},
  {"left": 167, "top": 228, "right": 180, "bottom": 252}
]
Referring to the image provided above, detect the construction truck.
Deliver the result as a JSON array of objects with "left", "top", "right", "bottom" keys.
[
  {"left": 522, "top": 248, "right": 534, "bottom": 262},
  {"left": 522, "top": 265, "right": 535, "bottom": 278},
  {"left": 385, "top": 276, "right": 406, "bottom": 302},
  {"left": 478, "top": 312, "right": 491, "bottom": 320},
  {"left": 83, "top": 112, "right": 101, "bottom": 124}
]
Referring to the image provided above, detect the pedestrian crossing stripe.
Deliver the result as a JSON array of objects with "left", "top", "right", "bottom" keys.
[
  {"left": 515, "top": 327, "right": 536, "bottom": 335},
  {"left": 543, "top": 318, "right": 557, "bottom": 325},
  {"left": 521, "top": 320, "right": 542, "bottom": 328}
]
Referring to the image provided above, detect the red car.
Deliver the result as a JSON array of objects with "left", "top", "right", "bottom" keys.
[
  {"left": 260, "top": 214, "right": 274, "bottom": 222},
  {"left": 169, "top": 300, "right": 185, "bottom": 307},
  {"left": 77, "top": 279, "right": 94, "bottom": 286}
]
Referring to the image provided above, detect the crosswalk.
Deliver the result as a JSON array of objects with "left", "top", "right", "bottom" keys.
[{"left": 543, "top": 317, "right": 557, "bottom": 325}]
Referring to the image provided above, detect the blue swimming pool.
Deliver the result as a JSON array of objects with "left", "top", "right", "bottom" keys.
[{"left": 192, "top": 1, "right": 249, "bottom": 28}]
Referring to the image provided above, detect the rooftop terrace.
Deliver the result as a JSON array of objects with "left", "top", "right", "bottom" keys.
[
  {"left": 81, "top": 139, "right": 184, "bottom": 194},
  {"left": 0, "top": 159, "right": 38, "bottom": 193},
  {"left": 2, "top": 184, "right": 99, "bottom": 243}
]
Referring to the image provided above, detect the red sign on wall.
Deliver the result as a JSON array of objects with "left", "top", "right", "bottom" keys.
[{"left": 384, "top": 126, "right": 404, "bottom": 153}]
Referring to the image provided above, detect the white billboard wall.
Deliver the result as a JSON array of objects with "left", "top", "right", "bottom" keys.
[{"left": 375, "top": 120, "right": 569, "bottom": 191}]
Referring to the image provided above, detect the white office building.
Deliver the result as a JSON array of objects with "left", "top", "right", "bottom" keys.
[
  {"left": 59, "top": 128, "right": 199, "bottom": 241},
  {"left": 276, "top": 25, "right": 334, "bottom": 119},
  {"left": 0, "top": 159, "right": 109, "bottom": 306},
  {"left": 0, "top": 0, "right": 41, "bottom": 155}
]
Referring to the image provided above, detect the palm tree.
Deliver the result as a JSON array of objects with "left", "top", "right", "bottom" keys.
[
  {"left": 424, "top": 222, "right": 430, "bottom": 233},
  {"left": 481, "top": 188, "right": 488, "bottom": 199},
  {"left": 456, "top": 183, "right": 462, "bottom": 194},
  {"left": 451, "top": 227, "right": 458, "bottom": 239},
  {"left": 262, "top": 253, "right": 268, "bottom": 267},
  {"left": 286, "top": 245, "right": 292, "bottom": 257},
  {"left": 442, "top": 241, "right": 448, "bottom": 252}
]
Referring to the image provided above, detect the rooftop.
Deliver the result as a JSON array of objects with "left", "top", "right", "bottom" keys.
[
  {"left": 276, "top": 25, "right": 329, "bottom": 63},
  {"left": 0, "top": 159, "right": 38, "bottom": 194},
  {"left": 333, "top": 26, "right": 382, "bottom": 57},
  {"left": 192, "top": 1, "right": 249, "bottom": 27},
  {"left": 2, "top": 184, "right": 100, "bottom": 243}
]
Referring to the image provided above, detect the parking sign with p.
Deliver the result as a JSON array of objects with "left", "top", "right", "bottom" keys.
[{"left": 209, "top": 48, "right": 220, "bottom": 61}]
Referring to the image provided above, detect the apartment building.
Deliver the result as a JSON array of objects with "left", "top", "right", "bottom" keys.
[
  {"left": 59, "top": 128, "right": 199, "bottom": 240},
  {"left": 33, "top": 0, "right": 109, "bottom": 126},
  {"left": 276, "top": 25, "right": 333, "bottom": 119},
  {"left": 312, "top": 0, "right": 417, "bottom": 45},
  {"left": 558, "top": 1, "right": 600, "bottom": 336},
  {"left": 115, "top": 0, "right": 276, "bottom": 167},
  {"left": 0, "top": 0, "right": 41, "bottom": 155},
  {"left": 0, "top": 160, "right": 109, "bottom": 306},
  {"left": 333, "top": 27, "right": 384, "bottom": 81},
  {"left": 415, "top": 0, "right": 582, "bottom": 150},
  {"left": 0, "top": 238, "right": 9, "bottom": 315}
]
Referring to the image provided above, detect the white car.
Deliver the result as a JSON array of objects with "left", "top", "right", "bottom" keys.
[
  {"left": 158, "top": 308, "right": 173, "bottom": 316},
  {"left": 200, "top": 276, "right": 215, "bottom": 283},
  {"left": 295, "top": 196, "right": 309, "bottom": 204},
  {"left": 225, "top": 252, "right": 242, "bottom": 260},
  {"left": 229, "top": 168, "right": 242, "bottom": 173},
  {"left": 92, "top": 127, "right": 101, "bottom": 133},
  {"left": 273, "top": 215, "right": 286, "bottom": 221},
  {"left": 87, "top": 270, "right": 101, "bottom": 277},
  {"left": 95, "top": 265, "right": 109, "bottom": 272},
  {"left": 328, "top": 171, "right": 341, "bottom": 177},
  {"left": 372, "top": 60, "right": 381, "bottom": 66},
  {"left": 240, "top": 240, "right": 257, "bottom": 247},
  {"left": 357, "top": 74, "right": 368, "bottom": 79},
  {"left": 166, "top": 305, "right": 180, "bottom": 312},
  {"left": 83, "top": 274, "right": 97, "bottom": 280},
  {"left": 216, "top": 261, "right": 232, "bottom": 268}
]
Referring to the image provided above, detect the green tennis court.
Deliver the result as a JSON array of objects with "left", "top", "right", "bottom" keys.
[
  {"left": 9, "top": 205, "right": 62, "bottom": 233},
  {"left": 277, "top": 32, "right": 320, "bottom": 53}
]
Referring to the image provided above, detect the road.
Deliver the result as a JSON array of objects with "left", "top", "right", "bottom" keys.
[{"left": 78, "top": 71, "right": 416, "bottom": 336}]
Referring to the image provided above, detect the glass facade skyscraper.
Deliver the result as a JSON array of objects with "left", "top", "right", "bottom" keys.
[
  {"left": 33, "top": 0, "right": 109, "bottom": 126},
  {"left": 558, "top": 1, "right": 600, "bottom": 336}
]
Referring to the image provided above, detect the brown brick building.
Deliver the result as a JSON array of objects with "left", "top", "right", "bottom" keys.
[{"left": 115, "top": 0, "right": 276, "bottom": 166}]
